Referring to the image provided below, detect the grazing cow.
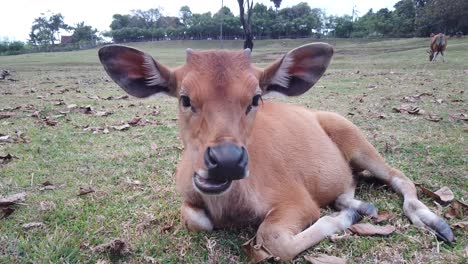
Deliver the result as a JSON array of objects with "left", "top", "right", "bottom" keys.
[
  {"left": 99, "top": 43, "right": 454, "bottom": 261},
  {"left": 428, "top": 33, "right": 447, "bottom": 62}
]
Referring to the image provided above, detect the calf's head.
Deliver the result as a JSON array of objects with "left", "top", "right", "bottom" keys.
[{"left": 99, "top": 43, "right": 333, "bottom": 195}]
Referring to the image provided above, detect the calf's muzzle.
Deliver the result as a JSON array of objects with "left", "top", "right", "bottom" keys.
[{"left": 193, "top": 142, "right": 249, "bottom": 194}]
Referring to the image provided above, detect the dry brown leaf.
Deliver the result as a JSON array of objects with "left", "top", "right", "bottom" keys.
[
  {"left": 0, "top": 135, "right": 13, "bottom": 143},
  {"left": 92, "top": 238, "right": 132, "bottom": 256},
  {"left": 94, "top": 111, "right": 112, "bottom": 117},
  {"left": 161, "top": 223, "right": 174, "bottom": 233},
  {"left": 348, "top": 223, "right": 395, "bottom": 236},
  {"left": 2, "top": 207, "right": 15, "bottom": 218},
  {"left": 451, "top": 221, "right": 468, "bottom": 229},
  {"left": 448, "top": 113, "right": 468, "bottom": 122},
  {"left": 40, "top": 201, "right": 56, "bottom": 211},
  {"left": 0, "top": 192, "right": 27, "bottom": 206},
  {"left": 241, "top": 236, "right": 274, "bottom": 263},
  {"left": 22, "top": 222, "right": 44, "bottom": 230},
  {"left": 416, "top": 183, "right": 453, "bottom": 205},
  {"left": 425, "top": 114, "right": 442, "bottom": 122},
  {"left": 78, "top": 187, "right": 95, "bottom": 196},
  {"left": 87, "top": 94, "right": 101, "bottom": 100},
  {"left": 112, "top": 124, "right": 130, "bottom": 131},
  {"left": 79, "top": 105, "right": 94, "bottom": 114},
  {"left": 104, "top": 95, "right": 128, "bottom": 100},
  {"left": 128, "top": 117, "right": 142, "bottom": 126},
  {"left": 372, "top": 210, "right": 394, "bottom": 223},
  {"left": 434, "top": 186, "right": 454, "bottom": 204},
  {"left": 125, "top": 178, "right": 144, "bottom": 187},
  {"left": 392, "top": 105, "right": 424, "bottom": 115},
  {"left": 0, "top": 112, "right": 16, "bottom": 119},
  {"left": 445, "top": 200, "right": 468, "bottom": 219},
  {"left": 304, "top": 254, "right": 347, "bottom": 264}
]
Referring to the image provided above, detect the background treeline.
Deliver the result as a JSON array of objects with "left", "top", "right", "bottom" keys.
[
  {"left": 0, "top": 0, "right": 467, "bottom": 55},
  {"left": 105, "top": 0, "right": 467, "bottom": 42}
]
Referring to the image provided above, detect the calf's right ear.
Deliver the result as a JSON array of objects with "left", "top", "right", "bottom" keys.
[{"left": 98, "top": 45, "right": 175, "bottom": 98}]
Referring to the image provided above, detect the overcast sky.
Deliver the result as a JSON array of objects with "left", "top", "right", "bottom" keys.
[{"left": 1, "top": 0, "right": 399, "bottom": 41}]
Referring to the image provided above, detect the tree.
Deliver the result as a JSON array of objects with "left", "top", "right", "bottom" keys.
[
  {"left": 29, "top": 12, "right": 70, "bottom": 45},
  {"left": 179, "top": 5, "right": 193, "bottom": 26},
  {"left": 270, "top": 0, "right": 282, "bottom": 12},
  {"left": 238, "top": 0, "right": 254, "bottom": 50},
  {"left": 71, "top": 22, "right": 99, "bottom": 43}
]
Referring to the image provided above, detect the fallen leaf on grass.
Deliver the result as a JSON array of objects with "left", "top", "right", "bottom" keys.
[
  {"left": 0, "top": 192, "right": 27, "bottom": 206},
  {"left": 304, "top": 254, "right": 347, "bottom": 264},
  {"left": 416, "top": 184, "right": 453, "bottom": 205},
  {"left": 92, "top": 238, "right": 132, "bottom": 256},
  {"left": 22, "top": 222, "right": 44, "bottom": 230},
  {"left": 161, "top": 223, "right": 174, "bottom": 233},
  {"left": 241, "top": 236, "right": 274, "bottom": 263},
  {"left": 433, "top": 99, "right": 446, "bottom": 104},
  {"left": 372, "top": 210, "right": 394, "bottom": 223},
  {"left": 128, "top": 117, "right": 142, "bottom": 126},
  {"left": 451, "top": 221, "right": 468, "bottom": 229},
  {"left": 79, "top": 105, "right": 94, "bottom": 114},
  {"left": 43, "top": 118, "right": 58, "bottom": 126},
  {"left": 445, "top": 200, "right": 468, "bottom": 219},
  {"left": 2, "top": 207, "right": 15, "bottom": 218},
  {"left": 0, "top": 135, "right": 13, "bottom": 143},
  {"left": 0, "top": 153, "right": 17, "bottom": 164},
  {"left": 125, "top": 178, "right": 144, "bottom": 187},
  {"left": 0, "top": 112, "right": 16, "bottom": 119},
  {"left": 94, "top": 111, "right": 112, "bottom": 117},
  {"left": 40, "top": 201, "right": 56, "bottom": 211},
  {"left": 348, "top": 223, "right": 395, "bottom": 236},
  {"left": 111, "top": 124, "right": 130, "bottom": 131},
  {"left": 78, "top": 187, "right": 95, "bottom": 196},
  {"left": 392, "top": 105, "right": 425, "bottom": 115},
  {"left": 448, "top": 113, "right": 468, "bottom": 122},
  {"left": 104, "top": 95, "right": 128, "bottom": 100},
  {"left": 87, "top": 94, "right": 101, "bottom": 100},
  {"left": 425, "top": 114, "right": 442, "bottom": 122},
  {"left": 434, "top": 186, "right": 454, "bottom": 204},
  {"left": 39, "top": 181, "right": 56, "bottom": 191}
]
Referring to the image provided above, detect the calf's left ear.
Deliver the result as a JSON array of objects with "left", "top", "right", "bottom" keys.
[{"left": 260, "top": 43, "right": 333, "bottom": 96}]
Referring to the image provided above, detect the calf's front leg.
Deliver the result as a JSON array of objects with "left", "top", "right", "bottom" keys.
[{"left": 181, "top": 202, "right": 213, "bottom": 232}]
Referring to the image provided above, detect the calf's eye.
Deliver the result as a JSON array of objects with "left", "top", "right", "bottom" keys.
[
  {"left": 180, "top": 95, "right": 191, "bottom": 107},
  {"left": 252, "top": 94, "right": 262, "bottom": 107}
]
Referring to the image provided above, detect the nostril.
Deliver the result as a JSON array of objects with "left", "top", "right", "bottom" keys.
[
  {"left": 238, "top": 146, "right": 248, "bottom": 168},
  {"left": 204, "top": 147, "right": 218, "bottom": 169}
]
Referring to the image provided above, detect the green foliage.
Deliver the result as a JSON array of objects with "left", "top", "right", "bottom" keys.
[
  {"left": 71, "top": 22, "right": 99, "bottom": 43},
  {"left": 29, "top": 12, "right": 70, "bottom": 45},
  {"left": 0, "top": 41, "right": 28, "bottom": 55}
]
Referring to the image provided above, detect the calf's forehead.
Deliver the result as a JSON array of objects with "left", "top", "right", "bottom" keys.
[{"left": 176, "top": 50, "right": 259, "bottom": 97}]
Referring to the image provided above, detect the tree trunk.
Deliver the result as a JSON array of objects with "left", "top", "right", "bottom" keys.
[{"left": 238, "top": 0, "right": 254, "bottom": 50}]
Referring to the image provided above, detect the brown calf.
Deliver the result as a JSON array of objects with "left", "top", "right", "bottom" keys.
[
  {"left": 428, "top": 33, "right": 447, "bottom": 62},
  {"left": 99, "top": 43, "right": 453, "bottom": 261}
]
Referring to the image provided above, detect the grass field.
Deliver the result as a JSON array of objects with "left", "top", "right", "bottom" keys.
[{"left": 0, "top": 37, "right": 467, "bottom": 263}]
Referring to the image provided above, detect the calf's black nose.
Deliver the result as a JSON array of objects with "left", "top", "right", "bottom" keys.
[{"left": 204, "top": 142, "right": 248, "bottom": 181}]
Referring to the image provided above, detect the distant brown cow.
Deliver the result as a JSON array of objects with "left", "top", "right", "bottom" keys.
[{"left": 428, "top": 33, "right": 447, "bottom": 62}]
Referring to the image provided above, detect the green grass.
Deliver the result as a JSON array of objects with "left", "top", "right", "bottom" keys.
[{"left": 1, "top": 37, "right": 467, "bottom": 263}]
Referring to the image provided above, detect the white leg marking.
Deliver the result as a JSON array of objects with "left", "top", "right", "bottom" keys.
[{"left": 184, "top": 206, "right": 213, "bottom": 231}]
